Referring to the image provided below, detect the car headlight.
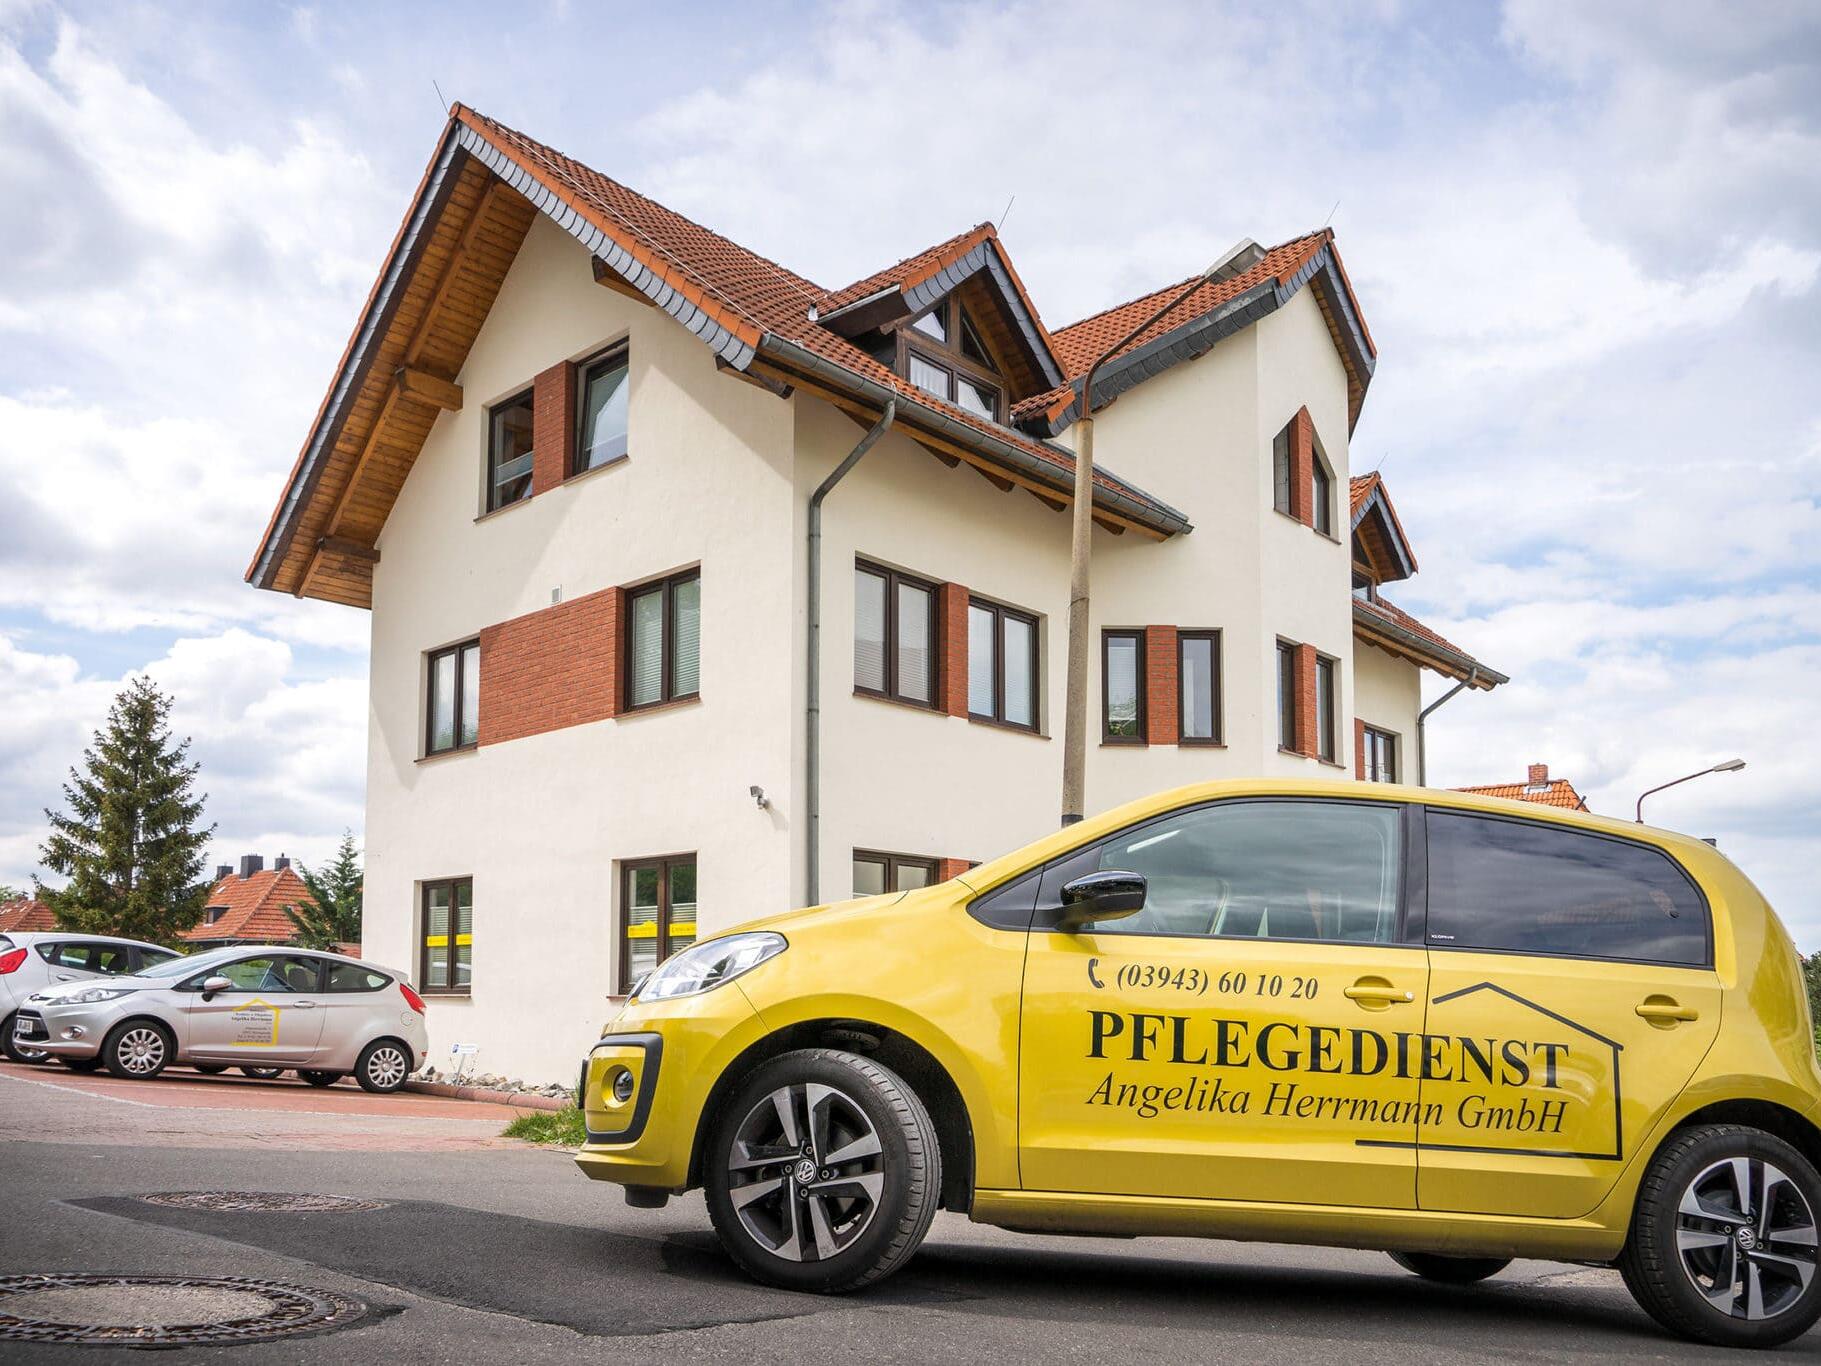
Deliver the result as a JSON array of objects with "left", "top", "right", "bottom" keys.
[
  {"left": 636, "top": 932, "right": 787, "bottom": 1001},
  {"left": 66, "top": 986, "right": 135, "bottom": 1004}
]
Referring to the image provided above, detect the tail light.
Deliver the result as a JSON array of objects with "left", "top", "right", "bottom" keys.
[
  {"left": 0, "top": 948, "right": 27, "bottom": 974},
  {"left": 399, "top": 982, "right": 426, "bottom": 1015}
]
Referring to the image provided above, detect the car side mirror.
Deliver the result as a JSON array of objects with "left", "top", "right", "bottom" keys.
[
  {"left": 1059, "top": 871, "right": 1146, "bottom": 930},
  {"left": 200, "top": 975, "right": 234, "bottom": 999}
]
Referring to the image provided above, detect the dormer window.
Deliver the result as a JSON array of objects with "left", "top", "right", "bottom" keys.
[{"left": 897, "top": 294, "right": 1005, "bottom": 423}]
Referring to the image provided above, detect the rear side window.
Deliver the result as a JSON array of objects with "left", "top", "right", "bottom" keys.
[
  {"left": 37, "top": 943, "right": 129, "bottom": 973},
  {"left": 137, "top": 948, "right": 181, "bottom": 971},
  {"left": 325, "top": 964, "right": 390, "bottom": 993},
  {"left": 1426, "top": 811, "right": 1709, "bottom": 966}
]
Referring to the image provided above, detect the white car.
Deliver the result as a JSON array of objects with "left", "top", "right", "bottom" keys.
[
  {"left": 0, "top": 931, "right": 182, "bottom": 1065},
  {"left": 15, "top": 945, "right": 430, "bottom": 1093}
]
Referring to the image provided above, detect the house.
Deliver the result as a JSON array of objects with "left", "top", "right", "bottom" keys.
[
  {"left": 0, "top": 897, "right": 56, "bottom": 934},
  {"left": 248, "top": 105, "right": 1505, "bottom": 1081},
  {"left": 184, "top": 855, "right": 318, "bottom": 948},
  {"left": 1456, "top": 763, "right": 1590, "bottom": 812}
]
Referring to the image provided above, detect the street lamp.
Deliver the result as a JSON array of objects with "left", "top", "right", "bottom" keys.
[
  {"left": 1060, "top": 248, "right": 1244, "bottom": 826},
  {"left": 1634, "top": 758, "right": 1746, "bottom": 824}
]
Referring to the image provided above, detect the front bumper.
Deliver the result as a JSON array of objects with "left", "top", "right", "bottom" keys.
[
  {"left": 573, "top": 982, "right": 768, "bottom": 1192},
  {"left": 15, "top": 998, "right": 128, "bottom": 1058}
]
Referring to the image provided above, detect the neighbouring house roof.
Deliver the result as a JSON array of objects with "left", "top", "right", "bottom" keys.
[
  {"left": 252, "top": 104, "right": 1402, "bottom": 605},
  {"left": 1011, "top": 228, "right": 1377, "bottom": 436},
  {"left": 0, "top": 897, "right": 56, "bottom": 934},
  {"left": 182, "top": 867, "right": 317, "bottom": 944},
  {"left": 1456, "top": 765, "right": 1589, "bottom": 811},
  {"left": 1349, "top": 472, "right": 1417, "bottom": 582},
  {"left": 1353, "top": 594, "right": 1506, "bottom": 689}
]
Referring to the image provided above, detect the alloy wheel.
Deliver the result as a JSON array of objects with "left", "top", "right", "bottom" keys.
[
  {"left": 1676, "top": 1156, "right": 1819, "bottom": 1319},
  {"left": 365, "top": 1045, "right": 407, "bottom": 1090},
  {"left": 725, "top": 1082, "right": 885, "bottom": 1263},
  {"left": 117, "top": 1027, "right": 165, "bottom": 1076}
]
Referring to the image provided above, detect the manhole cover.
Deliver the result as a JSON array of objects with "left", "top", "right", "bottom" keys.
[
  {"left": 0, "top": 1274, "right": 367, "bottom": 1347},
  {"left": 141, "top": 1190, "right": 389, "bottom": 1213}
]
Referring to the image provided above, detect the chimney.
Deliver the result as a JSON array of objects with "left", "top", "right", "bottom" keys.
[
  {"left": 215, "top": 864, "right": 232, "bottom": 883},
  {"left": 1527, "top": 763, "right": 1549, "bottom": 786},
  {"left": 274, "top": 855, "right": 291, "bottom": 871},
  {"left": 238, "top": 854, "right": 264, "bottom": 878}
]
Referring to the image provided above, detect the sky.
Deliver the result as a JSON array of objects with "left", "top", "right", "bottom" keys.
[{"left": 0, "top": 1, "right": 1816, "bottom": 936}]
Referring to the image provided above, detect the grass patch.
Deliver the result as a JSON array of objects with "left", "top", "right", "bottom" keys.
[{"left": 503, "top": 1103, "right": 586, "bottom": 1146}]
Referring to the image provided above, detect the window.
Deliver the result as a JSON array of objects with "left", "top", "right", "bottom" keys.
[
  {"left": 1363, "top": 726, "right": 1398, "bottom": 783},
  {"left": 968, "top": 599, "right": 1038, "bottom": 729},
  {"left": 1312, "top": 455, "right": 1334, "bottom": 536},
  {"left": 1272, "top": 423, "right": 1293, "bottom": 515},
  {"left": 854, "top": 562, "right": 937, "bottom": 707},
  {"left": 1084, "top": 800, "right": 1403, "bottom": 942},
  {"left": 326, "top": 963, "right": 391, "bottom": 992},
  {"left": 1276, "top": 641, "right": 1298, "bottom": 751},
  {"left": 1103, "top": 630, "right": 1144, "bottom": 742},
  {"left": 487, "top": 389, "right": 535, "bottom": 511},
  {"left": 626, "top": 570, "right": 701, "bottom": 709},
  {"left": 137, "top": 948, "right": 181, "bottom": 971},
  {"left": 621, "top": 856, "right": 696, "bottom": 993},
  {"left": 204, "top": 906, "right": 226, "bottom": 924},
  {"left": 1178, "top": 630, "right": 1221, "bottom": 743},
  {"left": 1425, "top": 811, "right": 1709, "bottom": 965},
  {"left": 197, "top": 956, "right": 323, "bottom": 993},
  {"left": 40, "top": 942, "right": 132, "bottom": 974},
  {"left": 897, "top": 297, "right": 1004, "bottom": 422},
  {"left": 420, "top": 878, "right": 473, "bottom": 994},
  {"left": 426, "top": 641, "right": 480, "bottom": 755},
  {"left": 852, "top": 850, "right": 938, "bottom": 896},
  {"left": 1315, "top": 655, "right": 1337, "bottom": 762},
  {"left": 575, "top": 346, "right": 630, "bottom": 475}
]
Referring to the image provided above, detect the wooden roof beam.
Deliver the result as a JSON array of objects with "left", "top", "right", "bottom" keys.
[{"left": 395, "top": 366, "right": 462, "bottom": 411}]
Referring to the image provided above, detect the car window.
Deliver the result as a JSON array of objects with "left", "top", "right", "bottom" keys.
[
  {"left": 91, "top": 945, "right": 132, "bottom": 974},
  {"left": 38, "top": 942, "right": 129, "bottom": 972},
  {"left": 137, "top": 948, "right": 181, "bottom": 971},
  {"left": 1086, "top": 800, "right": 1403, "bottom": 942},
  {"left": 203, "top": 956, "right": 321, "bottom": 993},
  {"left": 1426, "top": 811, "right": 1709, "bottom": 966},
  {"left": 324, "top": 963, "right": 390, "bottom": 992}
]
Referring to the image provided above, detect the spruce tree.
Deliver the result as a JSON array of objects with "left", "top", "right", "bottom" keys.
[
  {"left": 285, "top": 831, "right": 364, "bottom": 949},
  {"left": 39, "top": 677, "right": 215, "bottom": 944}
]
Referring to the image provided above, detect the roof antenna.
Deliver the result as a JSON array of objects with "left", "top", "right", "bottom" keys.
[
  {"left": 997, "top": 194, "right": 1016, "bottom": 233},
  {"left": 432, "top": 78, "right": 449, "bottom": 114},
  {"left": 1323, "top": 198, "right": 1340, "bottom": 227}
]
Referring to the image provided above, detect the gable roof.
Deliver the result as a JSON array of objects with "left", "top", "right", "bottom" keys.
[
  {"left": 1349, "top": 472, "right": 1417, "bottom": 582},
  {"left": 1012, "top": 228, "right": 1377, "bottom": 436},
  {"left": 0, "top": 897, "right": 56, "bottom": 934},
  {"left": 1353, "top": 593, "right": 1506, "bottom": 689},
  {"left": 249, "top": 106, "right": 1192, "bottom": 605},
  {"left": 182, "top": 867, "right": 317, "bottom": 944},
  {"left": 1455, "top": 777, "right": 1589, "bottom": 811}
]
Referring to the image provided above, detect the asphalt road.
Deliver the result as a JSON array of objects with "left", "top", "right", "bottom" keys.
[{"left": 0, "top": 1061, "right": 1806, "bottom": 1362}]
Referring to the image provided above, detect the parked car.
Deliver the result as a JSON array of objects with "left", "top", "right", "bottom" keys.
[
  {"left": 574, "top": 778, "right": 1821, "bottom": 1349},
  {"left": 16, "top": 945, "right": 428, "bottom": 1093},
  {"left": 0, "top": 931, "right": 182, "bottom": 1065}
]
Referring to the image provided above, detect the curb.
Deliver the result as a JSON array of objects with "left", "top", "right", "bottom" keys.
[{"left": 405, "top": 1079, "right": 569, "bottom": 1111}]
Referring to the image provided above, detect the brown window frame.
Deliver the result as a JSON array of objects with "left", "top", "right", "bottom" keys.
[
  {"left": 1312, "top": 450, "right": 1335, "bottom": 537},
  {"left": 572, "top": 343, "right": 630, "bottom": 478},
  {"left": 486, "top": 388, "right": 535, "bottom": 512},
  {"left": 425, "top": 639, "right": 480, "bottom": 756},
  {"left": 1101, "top": 628, "right": 1146, "bottom": 744},
  {"left": 853, "top": 560, "right": 940, "bottom": 709},
  {"left": 1176, "top": 629, "right": 1223, "bottom": 745},
  {"left": 619, "top": 854, "right": 697, "bottom": 995},
  {"left": 1271, "top": 422, "right": 1293, "bottom": 515},
  {"left": 623, "top": 569, "right": 701, "bottom": 711},
  {"left": 419, "top": 877, "right": 472, "bottom": 996},
  {"left": 967, "top": 597, "right": 1039, "bottom": 731},
  {"left": 852, "top": 849, "right": 939, "bottom": 896},
  {"left": 1363, "top": 725, "right": 1398, "bottom": 783},
  {"left": 1315, "top": 653, "right": 1338, "bottom": 762},
  {"left": 894, "top": 296, "right": 1007, "bottom": 424},
  {"left": 1276, "top": 639, "right": 1299, "bottom": 752}
]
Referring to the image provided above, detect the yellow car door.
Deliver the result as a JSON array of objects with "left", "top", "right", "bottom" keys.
[
  {"left": 1018, "top": 797, "right": 1428, "bottom": 1208},
  {"left": 1413, "top": 807, "right": 1722, "bottom": 1219}
]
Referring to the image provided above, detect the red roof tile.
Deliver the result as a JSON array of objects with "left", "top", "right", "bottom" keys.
[
  {"left": 818, "top": 224, "right": 996, "bottom": 312},
  {"left": 1349, "top": 472, "right": 1378, "bottom": 517},
  {"left": 1455, "top": 779, "right": 1589, "bottom": 811},
  {"left": 183, "top": 868, "right": 317, "bottom": 944},
  {"left": 0, "top": 897, "right": 56, "bottom": 934},
  {"left": 1352, "top": 593, "right": 1506, "bottom": 688}
]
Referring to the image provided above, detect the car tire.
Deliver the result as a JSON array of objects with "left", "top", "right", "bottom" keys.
[
  {"left": 239, "top": 1067, "right": 284, "bottom": 1080},
  {"left": 704, "top": 1047, "right": 940, "bottom": 1293},
  {"left": 1619, "top": 1122, "right": 1821, "bottom": 1348},
  {"left": 355, "top": 1039, "right": 411, "bottom": 1094},
  {"left": 59, "top": 1056, "right": 103, "bottom": 1073},
  {"left": 1, "top": 1014, "right": 50, "bottom": 1065},
  {"left": 299, "top": 1070, "right": 341, "bottom": 1088},
  {"left": 1387, "top": 1251, "right": 1510, "bottom": 1283},
  {"left": 192, "top": 1064, "right": 228, "bottom": 1075},
  {"left": 101, "top": 1020, "right": 173, "bottom": 1080}
]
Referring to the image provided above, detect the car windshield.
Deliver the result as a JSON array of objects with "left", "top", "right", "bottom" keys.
[{"left": 135, "top": 947, "right": 235, "bottom": 979}]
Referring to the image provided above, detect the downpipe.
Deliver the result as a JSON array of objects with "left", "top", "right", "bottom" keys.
[{"left": 1415, "top": 666, "right": 1479, "bottom": 786}]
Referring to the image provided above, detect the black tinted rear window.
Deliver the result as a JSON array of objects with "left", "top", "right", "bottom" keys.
[
  {"left": 325, "top": 963, "right": 390, "bottom": 993},
  {"left": 1426, "top": 811, "right": 1709, "bottom": 966}
]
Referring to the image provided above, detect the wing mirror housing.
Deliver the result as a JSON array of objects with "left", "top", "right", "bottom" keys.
[
  {"left": 1059, "top": 870, "right": 1146, "bottom": 930},
  {"left": 200, "top": 975, "right": 234, "bottom": 999}
]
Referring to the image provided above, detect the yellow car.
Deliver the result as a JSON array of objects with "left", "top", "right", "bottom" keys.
[{"left": 576, "top": 779, "right": 1821, "bottom": 1348}]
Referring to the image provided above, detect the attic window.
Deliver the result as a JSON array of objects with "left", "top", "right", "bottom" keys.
[
  {"left": 912, "top": 309, "right": 947, "bottom": 343},
  {"left": 897, "top": 295, "right": 1004, "bottom": 423},
  {"left": 205, "top": 906, "right": 226, "bottom": 925},
  {"left": 487, "top": 390, "right": 535, "bottom": 511},
  {"left": 958, "top": 311, "right": 996, "bottom": 372}
]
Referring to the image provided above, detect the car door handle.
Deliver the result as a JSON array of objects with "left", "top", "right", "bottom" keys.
[
  {"left": 291, "top": 1000, "right": 317, "bottom": 1009},
  {"left": 1344, "top": 979, "right": 1415, "bottom": 1006},
  {"left": 1636, "top": 998, "right": 1699, "bottom": 1023}
]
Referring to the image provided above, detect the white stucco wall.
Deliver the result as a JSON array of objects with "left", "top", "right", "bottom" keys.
[{"left": 1351, "top": 639, "right": 1423, "bottom": 778}]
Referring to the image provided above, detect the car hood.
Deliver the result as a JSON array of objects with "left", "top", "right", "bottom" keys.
[{"left": 28, "top": 977, "right": 154, "bottom": 1003}]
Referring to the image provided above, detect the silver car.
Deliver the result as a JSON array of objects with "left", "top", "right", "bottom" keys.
[
  {"left": 15, "top": 945, "right": 430, "bottom": 1093},
  {"left": 0, "top": 931, "right": 182, "bottom": 1065}
]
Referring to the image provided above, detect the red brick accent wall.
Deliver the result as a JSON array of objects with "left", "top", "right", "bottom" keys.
[
  {"left": 937, "top": 858, "right": 972, "bottom": 883},
  {"left": 938, "top": 583, "right": 969, "bottom": 718},
  {"left": 1295, "top": 642, "right": 1318, "bottom": 758},
  {"left": 476, "top": 585, "right": 623, "bottom": 746},
  {"left": 1143, "top": 625, "right": 1179, "bottom": 746},
  {"left": 1354, "top": 718, "right": 1367, "bottom": 779},
  {"left": 531, "top": 360, "right": 576, "bottom": 495},
  {"left": 1288, "top": 407, "right": 1314, "bottom": 527}
]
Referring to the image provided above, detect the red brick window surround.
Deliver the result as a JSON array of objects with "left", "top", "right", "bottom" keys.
[
  {"left": 1142, "top": 626, "right": 1178, "bottom": 745},
  {"left": 938, "top": 582, "right": 969, "bottom": 718},
  {"left": 1270, "top": 407, "right": 1319, "bottom": 528},
  {"left": 475, "top": 586, "right": 623, "bottom": 746},
  {"left": 1276, "top": 640, "right": 1337, "bottom": 762},
  {"left": 530, "top": 360, "right": 575, "bottom": 495}
]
